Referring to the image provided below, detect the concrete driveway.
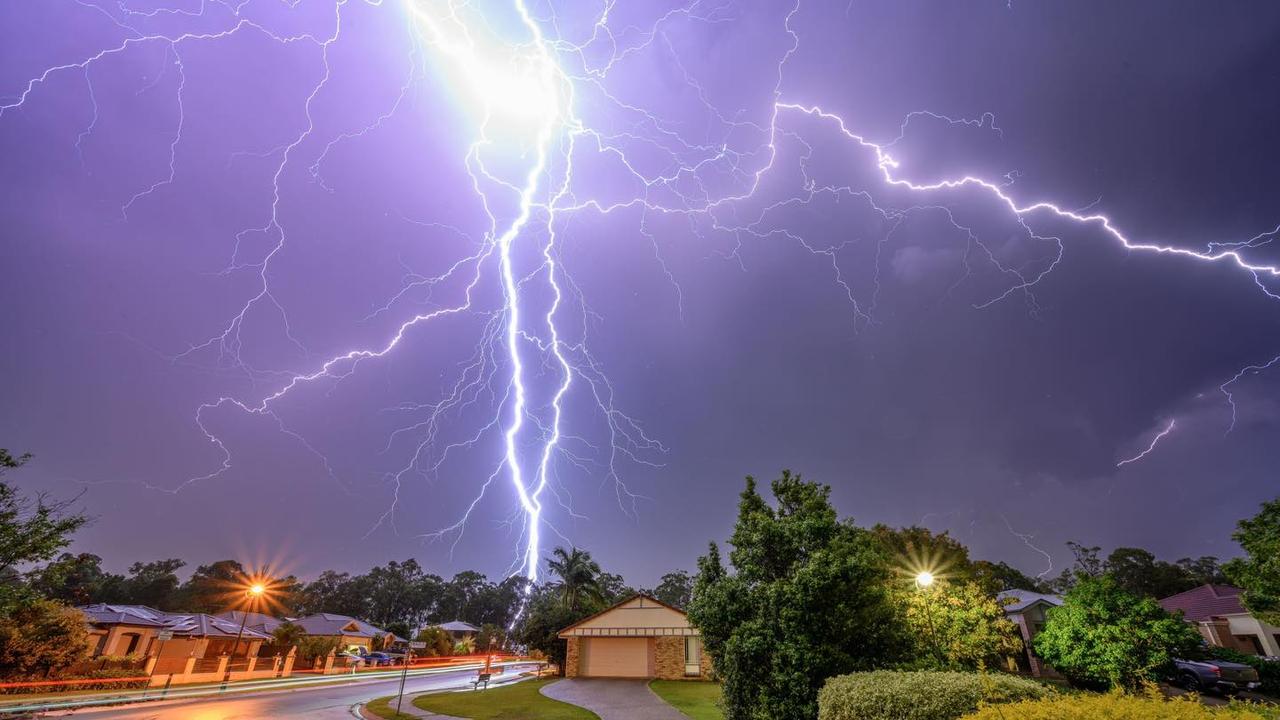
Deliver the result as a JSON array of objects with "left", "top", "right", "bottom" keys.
[{"left": 541, "top": 679, "right": 689, "bottom": 720}]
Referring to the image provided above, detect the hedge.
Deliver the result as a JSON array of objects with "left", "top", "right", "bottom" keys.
[
  {"left": 818, "top": 670, "right": 1052, "bottom": 720},
  {"left": 962, "top": 692, "right": 1280, "bottom": 719},
  {"left": 0, "top": 667, "right": 149, "bottom": 695}
]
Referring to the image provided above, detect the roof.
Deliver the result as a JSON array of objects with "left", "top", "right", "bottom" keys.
[
  {"left": 558, "top": 594, "right": 697, "bottom": 638},
  {"left": 215, "top": 610, "right": 288, "bottom": 636},
  {"left": 1159, "top": 584, "right": 1247, "bottom": 622},
  {"left": 78, "top": 604, "right": 271, "bottom": 640},
  {"left": 998, "top": 590, "right": 1063, "bottom": 613},
  {"left": 435, "top": 621, "right": 480, "bottom": 633},
  {"left": 290, "top": 613, "right": 402, "bottom": 641}
]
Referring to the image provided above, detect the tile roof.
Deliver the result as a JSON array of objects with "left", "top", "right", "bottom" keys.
[
  {"left": 214, "top": 610, "right": 288, "bottom": 636},
  {"left": 291, "top": 613, "right": 396, "bottom": 640},
  {"left": 998, "top": 590, "right": 1063, "bottom": 613},
  {"left": 78, "top": 604, "right": 271, "bottom": 640},
  {"left": 435, "top": 621, "right": 480, "bottom": 633},
  {"left": 1159, "top": 584, "right": 1247, "bottom": 622}
]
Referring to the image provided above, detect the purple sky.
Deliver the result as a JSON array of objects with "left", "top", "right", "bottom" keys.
[{"left": 3, "top": 0, "right": 1280, "bottom": 588}]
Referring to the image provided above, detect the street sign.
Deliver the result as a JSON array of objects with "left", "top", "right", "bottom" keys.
[
  {"left": 409, "top": 641, "right": 427, "bottom": 649},
  {"left": 156, "top": 630, "right": 174, "bottom": 641}
]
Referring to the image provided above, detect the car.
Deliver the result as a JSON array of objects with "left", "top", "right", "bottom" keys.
[
  {"left": 360, "top": 651, "right": 394, "bottom": 667},
  {"left": 1172, "top": 658, "right": 1261, "bottom": 695}
]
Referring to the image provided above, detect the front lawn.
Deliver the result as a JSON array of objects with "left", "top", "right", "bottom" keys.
[
  {"left": 412, "top": 677, "right": 598, "bottom": 719},
  {"left": 364, "top": 695, "right": 420, "bottom": 719},
  {"left": 649, "top": 680, "right": 723, "bottom": 720}
]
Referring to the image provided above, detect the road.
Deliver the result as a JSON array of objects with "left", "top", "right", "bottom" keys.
[{"left": 19, "top": 663, "right": 541, "bottom": 719}]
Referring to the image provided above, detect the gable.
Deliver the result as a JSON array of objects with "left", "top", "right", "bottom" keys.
[{"left": 559, "top": 595, "right": 696, "bottom": 637}]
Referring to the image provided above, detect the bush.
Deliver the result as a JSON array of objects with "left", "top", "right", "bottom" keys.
[
  {"left": 0, "top": 668, "right": 149, "bottom": 695},
  {"left": 818, "top": 670, "right": 1052, "bottom": 720},
  {"left": 962, "top": 692, "right": 1280, "bottom": 719},
  {"left": 1209, "top": 647, "right": 1280, "bottom": 696}
]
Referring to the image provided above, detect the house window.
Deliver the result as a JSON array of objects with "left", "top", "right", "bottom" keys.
[
  {"left": 122, "top": 633, "right": 141, "bottom": 655},
  {"left": 684, "top": 637, "right": 702, "bottom": 676}
]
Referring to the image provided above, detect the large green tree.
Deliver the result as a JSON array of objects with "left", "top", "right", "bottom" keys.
[
  {"left": 0, "top": 451, "right": 89, "bottom": 614},
  {"left": 688, "top": 471, "right": 905, "bottom": 720},
  {"left": 903, "top": 579, "right": 1022, "bottom": 669},
  {"left": 648, "top": 570, "right": 694, "bottom": 608},
  {"left": 27, "top": 552, "right": 125, "bottom": 605},
  {"left": 1032, "top": 575, "right": 1201, "bottom": 690},
  {"left": 1225, "top": 497, "right": 1280, "bottom": 625}
]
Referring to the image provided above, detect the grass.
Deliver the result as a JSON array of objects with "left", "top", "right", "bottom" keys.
[
  {"left": 412, "top": 678, "right": 598, "bottom": 719},
  {"left": 364, "top": 694, "right": 421, "bottom": 719},
  {"left": 649, "top": 680, "right": 723, "bottom": 720}
]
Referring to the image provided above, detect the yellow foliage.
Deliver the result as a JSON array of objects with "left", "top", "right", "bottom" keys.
[{"left": 963, "top": 690, "right": 1280, "bottom": 720}]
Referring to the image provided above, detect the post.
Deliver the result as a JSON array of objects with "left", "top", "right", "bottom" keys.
[
  {"left": 395, "top": 651, "right": 413, "bottom": 716},
  {"left": 222, "top": 610, "right": 251, "bottom": 691},
  {"left": 921, "top": 589, "right": 944, "bottom": 666}
]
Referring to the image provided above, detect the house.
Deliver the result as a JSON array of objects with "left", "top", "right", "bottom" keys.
[
  {"left": 433, "top": 620, "right": 480, "bottom": 643},
  {"left": 80, "top": 604, "right": 271, "bottom": 663},
  {"left": 287, "top": 613, "right": 404, "bottom": 654},
  {"left": 215, "top": 610, "right": 287, "bottom": 638},
  {"left": 1160, "top": 584, "right": 1280, "bottom": 657},
  {"left": 557, "top": 594, "right": 709, "bottom": 679},
  {"left": 998, "top": 590, "right": 1062, "bottom": 677}
]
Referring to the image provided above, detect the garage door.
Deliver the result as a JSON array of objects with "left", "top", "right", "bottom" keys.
[{"left": 580, "top": 637, "right": 649, "bottom": 677}]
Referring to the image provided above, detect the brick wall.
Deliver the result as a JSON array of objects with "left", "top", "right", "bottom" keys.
[
  {"left": 654, "top": 636, "right": 684, "bottom": 680},
  {"left": 564, "top": 637, "right": 580, "bottom": 678}
]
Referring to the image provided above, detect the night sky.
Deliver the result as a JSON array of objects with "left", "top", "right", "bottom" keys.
[{"left": 3, "top": 0, "right": 1280, "bottom": 588}]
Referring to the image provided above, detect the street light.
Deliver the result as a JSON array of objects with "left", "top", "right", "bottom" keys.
[
  {"left": 223, "top": 581, "right": 268, "bottom": 690},
  {"left": 914, "top": 570, "right": 944, "bottom": 665}
]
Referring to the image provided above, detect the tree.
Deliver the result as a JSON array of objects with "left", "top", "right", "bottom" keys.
[
  {"left": 118, "top": 559, "right": 185, "bottom": 609},
  {"left": 0, "top": 454, "right": 89, "bottom": 614},
  {"left": 511, "top": 582, "right": 582, "bottom": 672},
  {"left": 871, "top": 525, "right": 975, "bottom": 580},
  {"left": 1032, "top": 575, "right": 1201, "bottom": 690},
  {"left": 27, "top": 552, "right": 124, "bottom": 605},
  {"left": 1225, "top": 497, "right": 1280, "bottom": 625},
  {"left": 272, "top": 621, "right": 306, "bottom": 650},
  {"left": 688, "top": 472, "right": 906, "bottom": 720},
  {"left": 970, "top": 560, "right": 1047, "bottom": 593},
  {"left": 476, "top": 623, "right": 506, "bottom": 652},
  {"left": 0, "top": 599, "right": 90, "bottom": 679},
  {"left": 902, "top": 580, "right": 1022, "bottom": 669},
  {"left": 415, "top": 626, "right": 453, "bottom": 656},
  {"left": 173, "top": 559, "right": 249, "bottom": 613},
  {"left": 1175, "top": 556, "right": 1228, "bottom": 587},
  {"left": 649, "top": 570, "right": 694, "bottom": 609},
  {"left": 299, "top": 570, "right": 367, "bottom": 617},
  {"left": 1105, "top": 547, "right": 1198, "bottom": 599},
  {"left": 547, "top": 547, "right": 605, "bottom": 613}
]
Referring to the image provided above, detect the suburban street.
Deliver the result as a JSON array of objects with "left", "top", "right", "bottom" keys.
[{"left": 28, "top": 663, "right": 542, "bottom": 719}]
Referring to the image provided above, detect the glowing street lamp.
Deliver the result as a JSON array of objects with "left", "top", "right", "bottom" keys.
[
  {"left": 223, "top": 580, "right": 270, "bottom": 690},
  {"left": 914, "top": 570, "right": 944, "bottom": 665}
]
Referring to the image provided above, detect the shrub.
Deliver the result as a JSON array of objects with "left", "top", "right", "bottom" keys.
[
  {"left": 962, "top": 692, "right": 1280, "bottom": 719},
  {"left": 818, "top": 670, "right": 1051, "bottom": 720},
  {"left": 0, "top": 668, "right": 149, "bottom": 695}
]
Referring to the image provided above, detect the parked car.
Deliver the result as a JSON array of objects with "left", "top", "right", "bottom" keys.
[
  {"left": 360, "top": 652, "right": 394, "bottom": 667},
  {"left": 1172, "top": 658, "right": 1261, "bottom": 695}
]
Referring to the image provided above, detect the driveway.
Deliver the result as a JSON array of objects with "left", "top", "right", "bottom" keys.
[{"left": 541, "top": 679, "right": 689, "bottom": 720}]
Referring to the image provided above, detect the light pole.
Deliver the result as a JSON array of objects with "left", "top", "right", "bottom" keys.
[
  {"left": 915, "top": 571, "right": 945, "bottom": 666},
  {"left": 222, "top": 583, "right": 266, "bottom": 690}
]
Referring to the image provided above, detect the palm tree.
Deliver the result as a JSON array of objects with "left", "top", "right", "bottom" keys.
[{"left": 547, "top": 546, "right": 605, "bottom": 613}]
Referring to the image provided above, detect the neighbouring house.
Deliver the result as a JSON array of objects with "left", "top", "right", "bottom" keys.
[
  {"left": 1160, "top": 584, "right": 1280, "bottom": 657},
  {"left": 433, "top": 620, "right": 480, "bottom": 644},
  {"left": 215, "top": 610, "right": 288, "bottom": 637},
  {"left": 998, "top": 590, "right": 1062, "bottom": 677},
  {"left": 287, "top": 613, "right": 404, "bottom": 655},
  {"left": 558, "top": 594, "right": 710, "bottom": 679},
  {"left": 80, "top": 604, "right": 271, "bottom": 667}
]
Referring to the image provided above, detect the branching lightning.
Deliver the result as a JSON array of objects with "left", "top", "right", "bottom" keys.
[{"left": 7, "top": 0, "right": 1280, "bottom": 587}]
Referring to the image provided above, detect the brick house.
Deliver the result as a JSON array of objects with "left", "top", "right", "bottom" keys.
[
  {"left": 558, "top": 595, "right": 711, "bottom": 679},
  {"left": 1160, "top": 584, "right": 1280, "bottom": 657},
  {"left": 80, "top": 604, "right": 271, "bottom": 670}
]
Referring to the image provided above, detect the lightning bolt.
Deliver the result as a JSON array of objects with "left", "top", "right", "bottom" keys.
[
  {"left": 7, "top": 0, "right": 1280, "bottom": 591},
  {"left": 1115, "top": 419, "right": 1177, "bottom": 468}
]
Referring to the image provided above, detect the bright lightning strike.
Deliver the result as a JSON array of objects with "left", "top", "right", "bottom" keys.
[{"left": 5, "top": 0, "right": 1280, "bottom": 591}]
